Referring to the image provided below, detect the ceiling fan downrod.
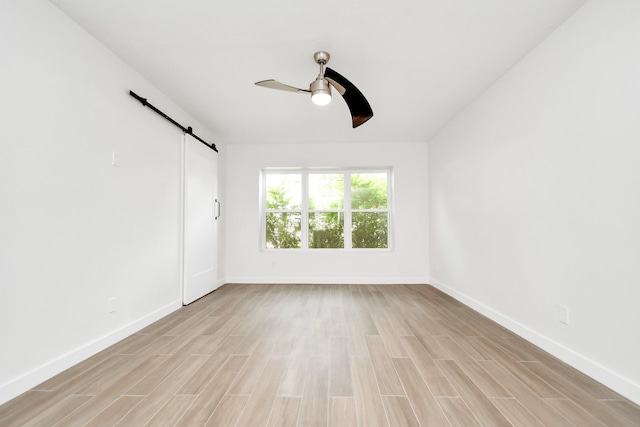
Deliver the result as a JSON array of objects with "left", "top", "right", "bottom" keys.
[
  {"left": 311, "top": 51, "right": 332, "bottom": 105},
  {"left": 313, "top": 51, "right": 330, "bottom": 77}
]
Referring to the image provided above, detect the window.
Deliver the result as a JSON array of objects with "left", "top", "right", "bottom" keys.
[{"left": 263, "top": 168, "right": 391, "bottom": 249}]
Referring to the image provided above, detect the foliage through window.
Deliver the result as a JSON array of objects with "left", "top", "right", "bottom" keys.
[{"left": 263, "top": 169, "right": 391, "bottom": 249}]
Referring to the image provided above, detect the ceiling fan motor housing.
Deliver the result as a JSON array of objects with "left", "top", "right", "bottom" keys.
[{"left": 310, "top": 77, "right": 332, "bottom": 105}]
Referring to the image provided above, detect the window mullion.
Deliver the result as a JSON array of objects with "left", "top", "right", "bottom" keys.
[
  {"left": 261, "top": 171, "right": 265, "bottom": 249},
  {"left": 386, "top": 170, "right": 392, "bottom": 250},
  {"left": 301, "top": 171, "right": 309, "bottom": 249},
  {"left": 344, "top": 171, "right": 352, "bottom": 250}
]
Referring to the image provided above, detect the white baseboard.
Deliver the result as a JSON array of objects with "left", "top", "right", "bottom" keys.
[
  {"left": 429, "top": 279, "right": 640, "bottom": 406},
  {"left": 0, "top": 300, "right": 182, "bottom": 406},
  {"left": 223, "top": 276, "right": 429, "bottom": 285}
]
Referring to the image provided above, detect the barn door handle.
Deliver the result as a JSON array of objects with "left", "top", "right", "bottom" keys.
[{"left": 214, "top": 199, "right": 221, "bottom": 220}]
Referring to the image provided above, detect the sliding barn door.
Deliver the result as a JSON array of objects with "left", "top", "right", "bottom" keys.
[{"left": 182, "top": 134, "right": 219, "bottom": 305}]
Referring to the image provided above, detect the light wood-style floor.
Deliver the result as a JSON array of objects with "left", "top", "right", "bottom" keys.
[{"left": 1, "top": 284, "right": 639, "bottom": 426}]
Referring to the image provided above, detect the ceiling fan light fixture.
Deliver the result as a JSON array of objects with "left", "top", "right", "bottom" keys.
[
  {"left": 310, "top": 77, "right": 331, "bottom": 106},
  {"left": 255, "top": 51, "right": 373, "bottom": 127}
]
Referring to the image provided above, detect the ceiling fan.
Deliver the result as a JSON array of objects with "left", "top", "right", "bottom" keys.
[{"left": 255, "top": 51, "right": 373, "bottom": 128}]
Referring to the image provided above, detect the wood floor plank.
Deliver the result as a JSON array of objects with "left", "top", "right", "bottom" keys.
[
  {"left": 351, "top": 356, "right": 389, "bottom": 427},
  {"left": 329, "top": 336, "right": 353, "bottom": 397},
  {"left": 491, "top": 398, "right": 545, "bottom": 426},
  {"left": 401, "top": 305, "right": 446, "bottom": 337},
  {"left": 380, "top": 307, "right": 413, "bottom": 337},
  {"left": 50, "top": 355, "right": 169, "bottom": 427},
  {"left": 435, "top": 307, "right": 483, "bottom": 337},
  {"left": 72, "top": 354, "right": 138, "bottom": 396},
  {"left": 526, "top": 351, "right": 624, "bottom": 400},
  {"left": 543, "top": 398, "right": 606, "bottom": 427},
  {"left": 178, "top": 335, "right": 244, "bottom": 394},
  {"left": 134, "top": 335, "right": 178, "bottom": 356},
  {"left": 453, "top": 334, "right": 495, "bottom": 361},
  {"left": 83, "top": 395, "right": 143, "bottom": 427},
  {"left": 400, "top": 336, "right": 457, "bottom": 397},
  {"left": 271, "top": 335, "right": 297, "bottom": 356},
  {"left": 393, "top": 357, "right": 450, "bottom": 427},
  {"left": 145, "top": 395, "right": 196, "bottom": 427},
  {"left": 436, "top": 397, "right": 482, "bottom": 427},
  {"left": 496, "top": 335, "right": 542, "bottom": 362},
  {"left": 602, "top": 400, "right": 640, "bottom": 426},
  {"left": 162, "top": 312, "right": 213, "bottom": 337},
  {"left": 365, "top": 335, "right": 404, "bottom": 396},
  {"left": 330, "top": 286, "right": 347, "bottom": 337},
  {"left": 267, "top": 396, "right": 301, "bottom": 427},
  {"left": 232, "top": 356, "right": 288, "bottom": 427},
  {"left": 114, "top": 354, "right": 209, "bottom": 426},
  {"left": 60, "top": 354, "right": 135, "bottom": 395},
  {"left": 138, "top": 313, "right": 189, "bottom": 336},
  {"left": 125, "top": 336, "right": 210, "bottom": 395},
  {"left": 476, "top": 359, "right": 574, "bottom": 426},
  {"left": 197, "top": 314, "right": 231, "bottom": 336},
  {"left": 204, "top": 394, "right": 250, "bottom": 427},
  {"left": 345, "top": 318, "right": 369, "bottom": 357},
  {"left": 370, "top": 314, "right": 410, "bottom": 358},
  {"left": 436, "top": 335, "right": 511, "bottom": 398},
  {"left": 152, "top": 328, "right": 210, "bottom": 356},
  {"left": 329, "top": 397, "right": 358, "bottom": 427},
  {"left": 381, "top": 396, "right": 420, "bottom": 427},
  {"left": 403, "top": 317, "right": 452, "bottom": 359},
  {"left": 523, "top": 361, "right": 638, "bottom": 427},
  {"left": 349, "top": 288, "right": 379, "bottom": 335},
  {"left": 32, "top": 344, "right": 122, "bottom": 392},
  {"left": 436, "top": 359, "right": 511, "bottom": 426},
  {"left": 22, "top": 394, "right": 92, "bottom": 427},
  {"left": 0, "top": 391, "right": 66, "bottom": 426},
  {"left": 197, "top": 314, "right": 246, "bottom": 354},
  {"left": 298, "top": 356, "right": 329, "bottom": 427},
  {"left": 117, "top": 331, "right": 171, "bottom": 354},
  {"left": 474, "top": 337, "right": 565, "bottom": 399},
  {"left": 329, "top": 305, "right": 348, "bottom": 337},
  {"left": 461, "top": 336, "right": 498, "bottom": 361},
  {"left": 3, "top": 284, "right": 640, "bottom": 427},
  {"left": 279, "top": 352, "right": 309, "bottom": 397},
  {"left": 228, "top": 336, "right": 276, "bottom": 395},
  {"left": 305, "top": 334, "right": 330, "bottom": 357},
  {"left": 174, "top": 354, "right": 248, "bottom": 427}
]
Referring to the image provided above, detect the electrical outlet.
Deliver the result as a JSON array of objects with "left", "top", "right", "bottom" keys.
[
  {"left": 112, "top": 151, "right": 120, "bottom": 167},
  {"left": 108, "top": 297, "right": 117, "bottom": 314},
  {"left": 559, "top": 304, "right": 569, "bottom": 325}
]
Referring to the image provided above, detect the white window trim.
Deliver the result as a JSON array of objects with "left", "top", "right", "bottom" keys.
[{"left": 261, "top": 167, "right": 393, "bottom": 251}]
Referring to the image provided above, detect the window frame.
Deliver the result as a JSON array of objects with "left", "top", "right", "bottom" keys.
[{"left": 261, "top": 167, "right": 393, "bottom": 251}]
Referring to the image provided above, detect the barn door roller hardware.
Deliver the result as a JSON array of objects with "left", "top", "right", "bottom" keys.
[{"left": 129, "top": 90, "right": 217, "bottom": 152}]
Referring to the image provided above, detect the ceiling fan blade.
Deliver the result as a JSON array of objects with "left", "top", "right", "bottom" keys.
[
  {"left": 325, "top": 78, "right": 346, "bottom": 95},
  {"left": 324, "top": 67, "right": 373, "bottom": 128},
  {"left": 255, "top": 79, "right": 310, "bottom": 94}
]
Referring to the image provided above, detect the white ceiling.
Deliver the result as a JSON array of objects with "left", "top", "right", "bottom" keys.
[{"left": 50, "top": 0, "right": 586, "bottom": 145}]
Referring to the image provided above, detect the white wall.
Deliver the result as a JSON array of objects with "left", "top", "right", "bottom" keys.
[
  {"left": 0, "top": 0, "right": 221, "bottom": 404},
  {"left": 428, "top": 0, "right": 640, "bottom": 404},
  {"left": 225, "top": 142, "right": 429, "bottom": 284}
]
